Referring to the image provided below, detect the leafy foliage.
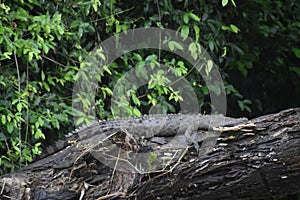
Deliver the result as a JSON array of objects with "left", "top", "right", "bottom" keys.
[
  {"left": 224, "top": 0, "right": 300, "bottom": 115},
  {"left": 0, "top": 0, "right": 299, "bottom": 180}
]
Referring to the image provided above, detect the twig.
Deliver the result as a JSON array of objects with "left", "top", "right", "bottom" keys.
[
  {"left": 96, "top": 192, "right": 126, "bottom": 200},
  {"left": 41, "top": 54, "right": 67, "bottom": 68},
  {"left": 0, "top": 178, "right": 5, "bottom": 194},
  {"left": 13, "top": 51, "right": 22, "bottom": 167},
  {"left": 25, "top": 63, "right": 29, "bottom": 164},
  {"left": 0, "top": 178, "right": 13, "bottom": 199},
  {"left": 107, "top": 146, "right": 121, "bottom": 195},
  {"left": 156, "top": 0, "right": 162, "bottom": 62}
]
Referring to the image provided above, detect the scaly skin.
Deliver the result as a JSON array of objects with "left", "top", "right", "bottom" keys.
[{"left": 40, "top": 114, "right": 248, "bottom": 159}]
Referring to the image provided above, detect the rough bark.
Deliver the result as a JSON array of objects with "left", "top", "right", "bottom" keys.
[{"left": 0, "top": 108, "right": 300, "bottom": 200}]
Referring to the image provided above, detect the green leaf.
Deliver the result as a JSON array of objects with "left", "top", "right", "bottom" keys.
[
  {"left": 1, "top": 115, "right": 6, "bottom": 124},
  {"left": 12, "top": 99, "right": 19, "bottom": 105},
  {"left": 132, "top": 93, "right": 141, "bottom": 106},
  {"left": 177, "top": 61, "right": 185, "bottom": 68},
  {"left": 188, "top": 42, "right": 198, "bottom": 60},
  {"left": 7, "top": 123, "right": 14, "bottom": 133},
  {"left": 237, "top": 61, "right": 248, "bottom": 77},
  {"left": 92, "top": 0, "right": 100, "bottom": 11},
  {"left": 202, "top": 13, "right": 208, "bottom": 22},
  {"left": 208, "top": 84, "right": 221, "bottom": 95},
  {"left": 17, "top": 102, "right": 22, "bottom": 112},
  {"left": 238, "top": 100, "right": 252, "bottom": 112},
  {"left": 290, "top": 66, "right": 300, "bottom": 77},
  {"left": 95, "top": 48, "right": 106, "bottom": 61},
  {"left": 229, "top": 24, "right": 240, "bottom": 33},
  {"left": 38, "top": 117, "right": 44, "bottom": 126},
  {"left": 168, "top": 41, "right": 183, "bottom": 51},
  {"left": 208, "top": 40, "right": 214, "bottom": 52},
  {"left": 13, "top": 7, "right": 29, "bottom": 21},
  {"left": 231, "top": 0, "right": 236, "bottom": 7},
  {"left": 132, "top": 108, "right": 141, "bottom": 117},
  {"left": 193, "top": 24, "right": 200, "bottom": 42},
  {"left": 133, "top": 53, "right": 142, "bottom": 61},
  {"left": 101, "top": 87, "right": 113, "bottom": 96},
  {"left": 76, "top": 117, "right": 85, "bottom": 126},
  {"left": 202, "top": 86, "right": 209, "bottom": 95},
  {"left": 222, "top": 0, "right": 229, "bottom": 7},
  {"left": 42, "top": 43, "right": 49, "bottom": 54},
  {"left": 44, "top": 25, "right": 51, "bottom": 34},
  {"left": 168, "top": 41, "right": 175, "bottom": 51},
  {"left": 7, "top": 115, "right": 11, "bottom": 122},
  {"left": 0, "top": 52, "right": 12, "bottom": 60},
  {"left": 116, "top": 22, "right": 121, "bottom": 33},
  {"left": 229, "top": 43, "right": 244, "bottom": 55},
  {"left": 189, "top": 13, "right": 200, "bottom": 22},
  {"left": 136, "top": 61, "right": 148, "bottom": 80},
  {"left": 0, "top": 26, "right": 4, "bottom": 34},
  {"left": 32, "top": 143, "right": 42, "bottom": 155},
  {"left": 145, "top": 54, "right": 157, "bottom": 61},
  {"left": 183, "top": 13, "right": 189, "bottom": 24},
  {"left": 292, "top": 48, "right": 300, "bottom": 58},
  {"left": 34, "top": 129, "right": 45, "bottom": 139},
  {"left": 221, "top": 25, "right": 228, "bottom": 31},
  {"left": 148, "top": 79, "right": 155, "bottom": 89},
  {"left": 221, "top": 47, "right": 227, "bottom": 57},
  {"left": 103, "top": 65, "right": 112, "bottom": 75},
  {"left": 41, "top": 70, "right": 45, "bottom": 81},
  {"left": 206, "top": 60, "right": 213, "bottom": 75},
  {"left": 43, "top": 82, "right": 50, "bottom": 92},
  {"left": 57, "top": 26, "right": 64, "bottom": 35},
  {"left": 180, "top": 25, "right": 189, "bottom": 40},
  {"left": 28, "top": 52, "right": 33, "bottom": 61}
]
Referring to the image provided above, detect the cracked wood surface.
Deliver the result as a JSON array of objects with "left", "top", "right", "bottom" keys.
[{"left": 0, "top": 108, "right": 300, "bottom": 200}]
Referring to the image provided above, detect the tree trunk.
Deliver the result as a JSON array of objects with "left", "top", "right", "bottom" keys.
[{"left": 1, "top": 108, "right": 300, "bottom": 200}]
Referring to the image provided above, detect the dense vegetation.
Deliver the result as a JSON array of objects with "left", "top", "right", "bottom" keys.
[{"left": 0, "top": 0, "right": 299, "bottom": 185}]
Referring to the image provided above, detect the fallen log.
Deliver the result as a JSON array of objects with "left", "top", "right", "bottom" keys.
[{"left": 0, "top": 108, "right": 299, "bottom": 200}]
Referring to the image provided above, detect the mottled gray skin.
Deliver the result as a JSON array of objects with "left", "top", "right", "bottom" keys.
[
  {"left": 74, "top": 114, "right": 247, "bottom": 136},
  {"left": 43, "top": 114, "right": 248, "bottom": 157}
]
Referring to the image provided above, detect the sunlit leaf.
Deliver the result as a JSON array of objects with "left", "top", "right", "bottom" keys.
[{"left": 222, "top": 0, "right": 228, "bottom": 7}]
